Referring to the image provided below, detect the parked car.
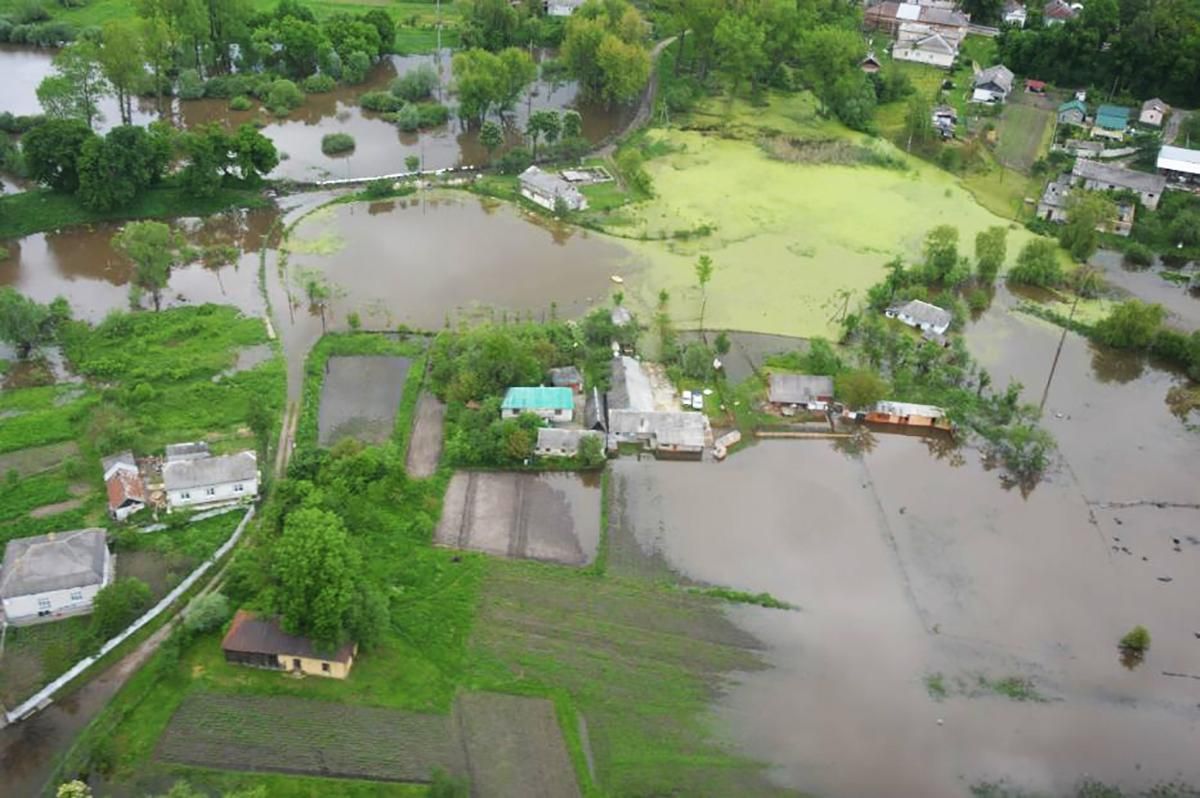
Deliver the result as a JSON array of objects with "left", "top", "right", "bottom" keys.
[
  {"left": 691, "top": 394, "right": 704, "bottom": 410},
  {"left": 682, "top": 390, "right": 692, "bottom": 407}
]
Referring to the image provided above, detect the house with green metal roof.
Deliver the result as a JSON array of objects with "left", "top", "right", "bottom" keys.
[
  {"left": 501, "top": 387, "right": 575, "bottom": 424},
  {"left": 1057, "top": 99, "right": 1087, "bottom": 126},
  {"left": 1092, "top": 105, "right": 1131, "bottom": 140}
]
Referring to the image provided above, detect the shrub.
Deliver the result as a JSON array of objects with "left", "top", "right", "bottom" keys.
[
  {"left": 393, "top": 102, "right": 421, "bottom": 131},
  {"left": 321, "top": 132, "right": 356, "bottom": 155},
  {"left": 1122, "top": 241, "right": 1154, "bottom": 267},
  {"left": 176, "top": 68, "right": 206, "bottom": 101},
  {"left": 266, "top": 79, "right": 304, "bottom": 115},
  {"left": 302, "top": 73, "right": 336, "bottom": 93},
  {"left": 347, "top": 311, "right": 361, "bottom": 330},
  {"left": 90, "top": 578, "right": 151, "bottom": 642},
  {"left": 966, "top": 288, "right": 990, "bottom": 312},
  {"left": 391, "top": 64, "right": 438, "bottom": 102},
  {"left": 1120, "top": 625, "right": 1150, "bottom": 654},
  {"left": 496, "top": 146, "right": 532, "bottom": 175},
  {"left": 228, "top": 95, "right": 253, "bottom": 111},
  {"left": 363, "top": 179, "right": 393, "bottom": 199},
  {"left": 359, "top": 90, "right": 401, "bottom": 113},
  {"left": 183, "top": 592, "right": 231, "bottom": 634},
  {"left": 343, "top": 50, "right": 371, "bottom": 84},
  {"left": 418, "top": 102, "right": 450, "bottom": 128}
]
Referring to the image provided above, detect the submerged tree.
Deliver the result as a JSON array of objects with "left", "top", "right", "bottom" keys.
[
  {"left": 694, "top": 254, "right": 714, "bottom": 339},
  {"left": 113, "top": 221, "right": 189, "bottom": 311},
  {"left": 0, "top": 288, "right": 71, "bottom": 359}
]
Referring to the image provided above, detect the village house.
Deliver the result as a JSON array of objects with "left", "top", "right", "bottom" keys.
[
  {"left": 518, "top": 166, "right": 587, "bottom": 212},
  {"left": 971, "top": 64, "right": 1014, "bottom": 104},
  {"left": 893, "top": 22, "right": 961, "bottom": 68},
  {"left": 501, "top": 386, "right": 575, "bottom": 424},
  {"left": 886, "top": 299, "right": 952, "bottom": 336},
  {"left": 1057, "top": 99, "right": 1087, "bottom": 127},
  {"left": 535, "top": 427, "right": 604, "bottom": 458},
  {"left": 544, "top": 0, "right": 585, "bottom": 15},
  {"left": 864, "top": 1, "right": 969, "bottom": 39},
  {"left": 862, "top": 400, "right": 953, "bottom": 430},
  {"left": 860, "top": 52, "right": 882, "bottom": 73},
  {"left": 1072, "top": 159, "right": 1166, "bottom": 210},
  {"left": 1003, "top": 0, "right": 1027, "bottom": 26},
  {"left": 1139, "top": 98, "right": 1168, "bottom": 127},
  {"left": 0, "top": 529, "right": 112, "bottom": 626},
  {"left": 163, "top": 449, "right": 259, "bottom": 511},
  {"left": 768, "top": 374, "right": 835, "bottom": 411},
  {"left": 1157, "top": 145, "right": 1200, "bottom": 187},
  {"left": 1037, "top": 175, "right": 1136, "bottom": 236},
  {"left": 607, "top": 356, "right": 655, "bottom": 415},
  {"left": 1043, "top": 0, "right": 1078, "bottom": 24},
  {"left": 607, "top": 410, "right": 709, "bottom": 459},
  {"left": 102, "top": 451, "right": 147, "bottom": 522},
  {"left": 548, "top": 366, "right": 583, "bottom": 393},
  {"left": 1092, "top": 104, "right": 1131, "bottom": 141},
  {"left": 221, "top": 610, "right": 357, "bottom": 679}
]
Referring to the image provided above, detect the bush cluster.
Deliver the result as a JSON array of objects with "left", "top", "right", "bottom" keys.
[{"left": 321, "top": 132, "right": 356, "bottom": 155}]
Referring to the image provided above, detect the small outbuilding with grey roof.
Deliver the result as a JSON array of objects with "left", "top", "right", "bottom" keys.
[
  {"left": 1072, "top": 159, "right": 1166, "bottom": 210},
  {"left": 518, "top": 166, "right": 588, "bottom": 212},
  {"left": 1, "top": 528, "right": 112, "bottom": 625},
  {"left": 536, "top": 428, "right": 604, "bottom": 458},
  {"left": 768, "top": 374, "right": 834, "bottom": 410},
  {"left": 548, "top": 366, "right": 583, "bottom": 392},
  {"left": 607, "top": 410, "right": 709, "bottom": 458},
  {"left": 163, "top": 449, "right": 259, "bottom": 511}
]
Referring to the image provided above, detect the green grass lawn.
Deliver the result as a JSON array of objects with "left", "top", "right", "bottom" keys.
[
  {"left": 994, "top": 102, "right": 1054, "bottom": 172},
  {"left": 0, "top": 384, "right": 97, "bottom": 455},
  {"left": 0, "top": 186, "right": 269, "bottom": 242}
]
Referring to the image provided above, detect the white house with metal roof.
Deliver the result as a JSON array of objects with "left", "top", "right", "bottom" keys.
[
  {"left": 163, "top": 449, "right": 259, "bottom": 511},
  {"left": 1, "top": 529, "right": 112, "bottom": 625},
  {"left": 501, "top": 387, "right": 575, "bottom": 424},
  {"left": 893, "top": 22, "right": 961, "bottom": 68},
  {"left": 518, "top": 166, "right": 588, "bottom": 212},
  {"left": 886, "top": 299, "right": 953, "bottom": 336}
]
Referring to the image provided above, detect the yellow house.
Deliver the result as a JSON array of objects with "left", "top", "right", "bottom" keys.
[{"left": 221, "top": 610, "right": 357, "bottom": 679}]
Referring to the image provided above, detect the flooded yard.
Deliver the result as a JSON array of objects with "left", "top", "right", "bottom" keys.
[
  {"left": 437, "top": 471, "right": 602, "bottom": 565},
  {"left": 317, "top": 355, "right": 411, "bottom": 446}
]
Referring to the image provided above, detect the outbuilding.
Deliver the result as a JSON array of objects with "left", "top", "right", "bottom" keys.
[
  {"left": 768, "top": 374, "right": 835, "bottom": 410},
  {"left": 535, "top": 427, "right": 604, "bottom": 458},
  {"left": 1157, "top": 145, "right": 1200, "bottom": 186},
  {"left": 163, "top": 449, "right": 259, "bottom": 511},
  {"left": 221, "top": 610, "right": 357, "bottom": 679},
  {"left": 518, "top": 166, "right": 588, "bottom": 212},
  {"left": 501, "top": 386, "right": 575, "bottom": 424},
  {"left": 1092, "top": 104, "right": 1131, "bottom": 140},
  {"left": 1139, "top": 98, "right": 1168, "bottom": 128},
  {"left": 1056, "top": 99, "right": 1087, "bottom": 127},
  {"left": 971, "top": 65, "right": 1014, "bottom": 104},
  {"left": 0, "top": 529, "right": 112, "bottom": 625},
  {"left": 607, "top": 410, "right": 709, "bottom": 458},
  {"left": 886, "top": 299, "right": 953, "bottom": 336},
  {"left": 548, "top": 366, "right": 583, "bottom": 392},
  {"left": 1072, "top": 159, "right": 1166, "bottom": 210},
  {"left": 102, "top": 451, "right": 146, "bottom": 522}
]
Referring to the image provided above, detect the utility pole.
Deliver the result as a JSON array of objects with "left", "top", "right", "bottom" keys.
[{"left": 1039, "top": 268, "right": 1094, "bottom": 412}]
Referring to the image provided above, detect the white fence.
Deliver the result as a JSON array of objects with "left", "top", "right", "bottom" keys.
[
  {"left": 4, "top": 506, "right": 256, "bottom": 725},
  {"left": 313, "top": 164, "right": 478, "bottom": 189}
]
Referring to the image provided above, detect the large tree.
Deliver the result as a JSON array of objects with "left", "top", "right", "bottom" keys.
[
  {"left": 113, "top": 221, "right": 189, "bottom": 311},
  {"left": 22, "top": 119, "right": 97, "bottom": 193},
  {"left": 36, "top": 42, "right": 109, "bottom": 130},
  {"left": 561, "top": 0, "right": 650, "bottom": 104},
  {"left": 272, "top": 507, "right": 361, "bottom": 649},
  {"left": 974, "top": 226, "right": 1008, "bottom": 284},
  {"left": 713, "top": 15, "right": 767, "bottom": 96},
  {"left": 1008, "top": 238, "right": 1063, "bottom": 287},
  {"left": 77, "top": 125, "right": 172, "bottom": 212},
  {"left": 1094, "top": 299, "right": 1166, "bottom": 349},
  {"left": 1060, "top": 192, "right": 1116, "bottom": 262},
  {"left": 0, "top": 289, "right": 71, "bottom": 359},
  {"left": 97, "top": 20, "right": 146, "bottom": 126}
]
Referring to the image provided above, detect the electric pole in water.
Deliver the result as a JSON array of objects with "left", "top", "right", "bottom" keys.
[{"left": 1039, "top": 268, "right": 1095, "bottom": 412}]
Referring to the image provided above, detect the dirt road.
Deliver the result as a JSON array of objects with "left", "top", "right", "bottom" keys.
[{"left": 406, "top": 392, "right": 446, "bottom": 478}]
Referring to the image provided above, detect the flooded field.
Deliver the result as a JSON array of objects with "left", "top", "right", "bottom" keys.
[
  {"left": 0, "top": 207, "right": 275, "bottom": 321},
  {"left": 437, "top": 471, "right": 602, "bottom": 565},
  {"left": 1089, "top": 250, "right": 1200, "bottom": 329},
  {"left": 272, "top": 193, "right": 638, "bottom": 392},
  {"left": 0, "top": 46, "right": 631, "bottom": 183},
  {"left": 316, "top": 355, "right": 411, "bottom": 446}
]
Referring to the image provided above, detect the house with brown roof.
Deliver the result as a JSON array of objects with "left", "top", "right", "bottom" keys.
[
  {"left": 102, "top": 451, "right": 147, "bottom": 522},
  {"left": 1043, "top": 0, "right": 1078, "bottom": 24},
  {"left": 864, "top": 1, "right": 969, "bottom": 38},
  {"left": 221, "top": 610, "right": 357, "bottom": 679}
]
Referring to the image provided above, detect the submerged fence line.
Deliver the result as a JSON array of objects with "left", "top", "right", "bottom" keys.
[{"left": 3, "top": 505, "right": 255, "bottom": 725}]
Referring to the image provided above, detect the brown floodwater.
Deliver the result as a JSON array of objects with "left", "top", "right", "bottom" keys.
[
  {"left": 0, "top": 207, "right": 276, "bottom": 321},
  {"left": 1089, "top": 249, "right": 1200, "bottom": 329},
  {"left": 0, "top": 46, "right": 631, "bottom": 183},
  {"left": 608, "top": 290, "right": 1200, "bottom": 797},
  {"left": 271, "top": 191, "right": 641, "bottom": 396}
]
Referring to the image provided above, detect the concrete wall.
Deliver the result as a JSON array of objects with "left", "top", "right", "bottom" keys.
[
  {"left": 168, "top": 475, "right": 258, "bottom": 510},
  {"left": 894, "top": 47, "right": 955, "bottom": 68},
  {"left": 501, "top": 407, "right": 573, "bottom": 424},
  {"left": 520, "top": 186, "right": 556, "bottom": 211}
]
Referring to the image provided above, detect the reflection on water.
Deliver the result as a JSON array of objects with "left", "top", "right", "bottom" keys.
[
  {"left": 0, "top": 208, "right": 275, "bottom": 321},
  {"left": 0, "top": 45, "right": 631, "bottom": 183},
  {"left": 1089, "top": 249, "right": 1200, "bottom": 329}
]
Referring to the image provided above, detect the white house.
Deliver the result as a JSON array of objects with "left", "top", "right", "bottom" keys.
[
  {"left": 501, "top": 387, "right": 575, "bottom": 424},
  {"left": 545, "top": 0, "right": 585, "bottom": 15},
  {"left": 1002, "top": 0, "right": 1027, "bottom": 26},
  {"left": 102, "top": 451, "right": 147, "bottom": 522},
  {"left": 0, "top": 529, "right": 112, "bottom": 625},
  {"left": 886, "top": 299, "right": 953, "bottom": 335},
  {"left": 1139, "top": 98, "right": 1168, "bottom": 128},
  {"left": 893, "top": 22, "right": 961, "bottom": 69},
  {"left": 518, "top": 166, "right": 587, "bottom": 212},
  {"left": 163, "top": 449, "right": 259, "bottom": 511},
  {"left": 971, "top": 65, "right": 1015, "bottom": 104}
]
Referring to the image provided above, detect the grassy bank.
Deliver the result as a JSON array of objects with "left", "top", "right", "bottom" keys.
[{"left": 0, "top": 186, "right": 269, "bottom": 241}]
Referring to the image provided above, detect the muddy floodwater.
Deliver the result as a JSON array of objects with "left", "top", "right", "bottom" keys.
[
  {"left": 609, "top": 291, "right": 1200, "bottom": 797},
  {"left": 0, "top": 207, "right": 276, "bottom": 321},
  {"left": 1089, "top": 250, "right": 1200, "bottom": 329},
  {"left": 272, "top": 192, "right": 638, "bottom": 394},
  {"left": 317, "top": 355, "right": 411, "bottom": 446},
  {"left": 0, "top": 46, "right": 631, "bottom": 183}
]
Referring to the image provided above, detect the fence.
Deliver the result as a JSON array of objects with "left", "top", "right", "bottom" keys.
[{"left": 3, "top": 506, "right": 256, "bottom": 725}]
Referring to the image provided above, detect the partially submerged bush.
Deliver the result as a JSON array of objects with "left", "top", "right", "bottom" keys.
[
  {"left": 266, "top": 79, "right": 304, "bottom": 116},
  {"left": 360, "top": 90, "right": 402, "bottom": 113},
  {"left": 391, "top": 64, "right": 438, "bottom": 102},
  {"left": 176, "top": 68, "right": 206, "bottom": 101},
  {"left": 1120, "top": 625, "right": 1151, "bottom": 654},
  {"left": 321, "top": 132, "right": 356, "bottom": 155},
  {"left": 302, "top": 73, "right": 336, "bottom": 94},
  {"left": 228, "top": 95, "right": 253, "bottom": 111}
]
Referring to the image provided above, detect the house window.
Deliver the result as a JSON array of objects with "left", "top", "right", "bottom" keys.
[
  {"left": 70, "top": 590, "right": 83, "bottom": 602},
  {"left": 205, "top": 487, "right": 216, "bottom": 496},
  {"left": 321, "top": 662, "right": 331, "bottom": 673},
  {"left": 180, "top": 491, "right": 191, "bottom": 500},
  {"left": 37, "top": 597, "right": 51, "bottom": 611},
  {"left": 234, "top": 483, "right": 244, "bottom": 492}
]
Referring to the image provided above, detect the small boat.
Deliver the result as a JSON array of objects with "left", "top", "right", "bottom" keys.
[{"left": 610, "top": 275, "right": 624, "bottom": 284}]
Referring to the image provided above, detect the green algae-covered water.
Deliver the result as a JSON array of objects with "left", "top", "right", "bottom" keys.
[{"left": 613, "top": 130, "right": 1048, "bottom": 338}]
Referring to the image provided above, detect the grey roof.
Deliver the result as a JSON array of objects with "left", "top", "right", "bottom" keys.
[
  {"left": 974, "top": 65, "right": 1014, "bottom": 94},
  {"left": 892, "top": 299, "right": 952, "bottom": 328},
  {"left": 518, "top": 166, "right": 583, "bottom": 202},
  {"left": 548, "top": 366, "right": 582, "bottom": 387},
  {"left": 1072, "top": 159, "right": 1167, "bottom": 194},
  {"left": 165, "top": 442, "right": 211, "bottom": 463},
  {"left": 1039, "top": 175, "right": 1072, "bottom": 210},
  {"left": 536, "top": 427, "right": 603, "bottom": 454},
  {"left": 101, "top": 450, "right": 136, "bottom": 476},
  {"left": 584, "top": 387, "right": 606, "bottom": 431},
  {"left": 920, "top": 6, "right": 968, "bottom": 27},
  {"left": 1, "top": 528, "right": 108, "bottom": 598},
  {"left": 607, "top": 356, "right": 654, "bottom": 413},
  {"left": 163, "top": 451, "right": 257, "bottom": 491},
  {"left": 608, "top": 410, "right": 708, "bottom": 449},
  {"left": 1157, "top": 145, "right": 1200, "bottom": 175},
  {"left": 769, "top": 374, "right": 835, "bottom": 405},
  {"left": 1141, "top": 98, "right": 1167, "bottom": 113},
  {"left": 610, "top": 306, "right": 633, "bottom": 326}
]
